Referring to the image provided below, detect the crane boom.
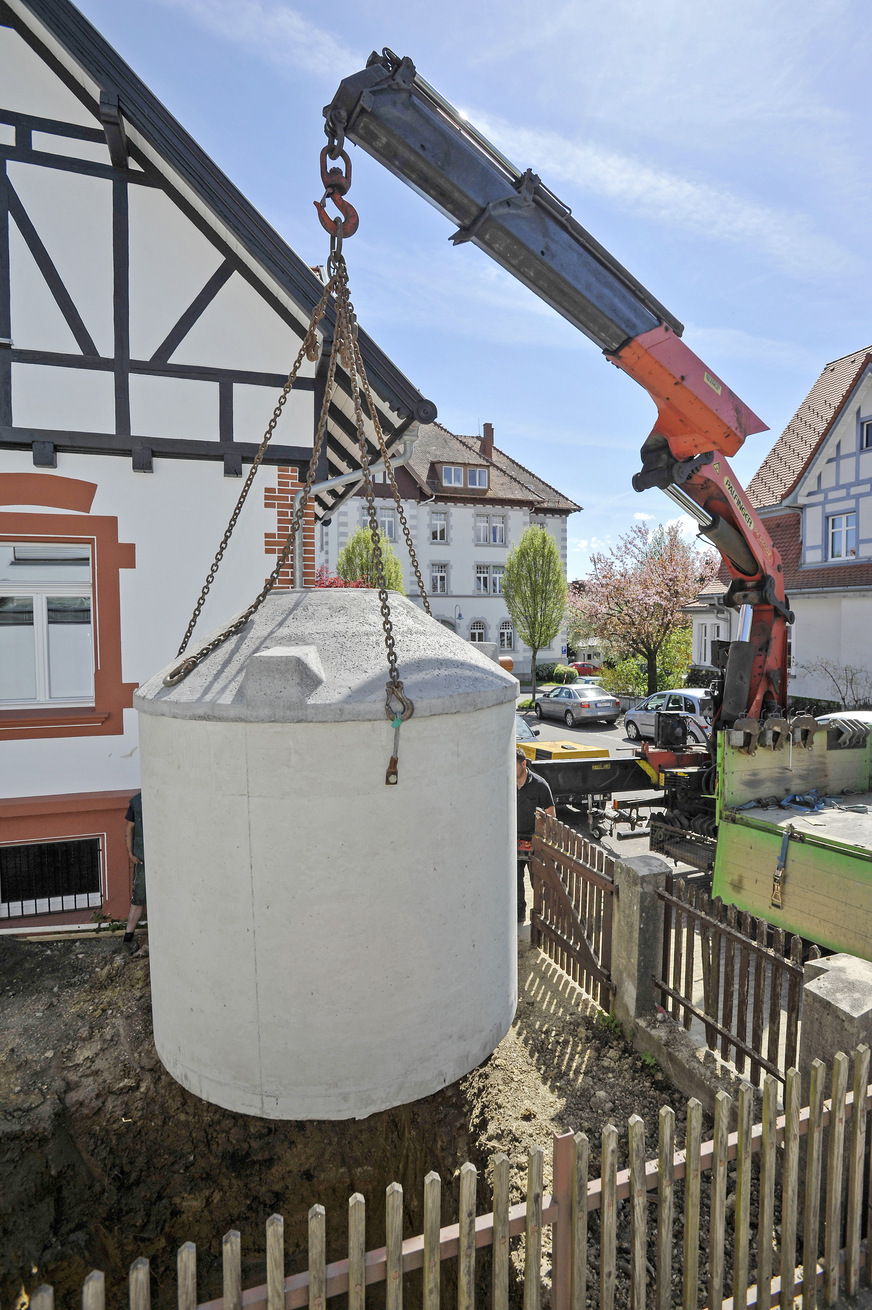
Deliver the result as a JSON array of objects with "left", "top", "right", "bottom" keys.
[{"left": 325, "top": 49, "right": 794, "bottom": 723}]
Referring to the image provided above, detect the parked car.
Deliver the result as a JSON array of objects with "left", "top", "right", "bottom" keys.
[
  {"left": 815, "top": 710, "right": 872, "bottom": 726},
  {"left": 576, "top": 675, "right": 603, "bottom": 686},
  {"left": 623, "top": 688, "right": 713, "bottom": 744},
  {"left": 534, "top": 685, "right": 621, "bottom": 727},
  {"left": 569, "top": 661, "right": 600, "bottom": 676}
]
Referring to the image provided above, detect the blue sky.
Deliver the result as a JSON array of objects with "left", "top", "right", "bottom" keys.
[{"left": 76, "top": 0, "right": 871, "bottom": 578}]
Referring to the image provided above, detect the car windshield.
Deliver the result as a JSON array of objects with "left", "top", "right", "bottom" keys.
[{"left": 515, "top": 714, "right": 536, "bottom": 740}]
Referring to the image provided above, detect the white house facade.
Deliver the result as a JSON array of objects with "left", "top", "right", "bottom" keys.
[
  {"left": 0, "top": 0, "right": 434, "bottom": 930},
  {"left": 687, "top": 345, "right": 872, "bottom": 704},
  {"left": 319, "top": 422, "right": 580, "bottom": 677}
]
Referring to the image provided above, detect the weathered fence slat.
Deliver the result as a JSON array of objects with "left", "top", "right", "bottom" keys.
[
  {"left": 266, "top": 1217, "right": 284, "bottom": 1310},
  {"left": 551, "top": 1131, "right": 574, "bottom": 1310},
  {"left": 524, "top": 1147, "right": 543, "bottom": 1310},
  {"left": 491, "top": 1159, "right": 508, "bottom": 1310},
  {"left": 846, "top": 1046, "right": 870, "bottom": 1297},
  {"left": 348, "top": 1195, "right": 366, "bottom": 1310},
  {"left": 683, "top": 1099, "right": 702, "bottom": 1310},
  {"left": 767, "top": 928, "right": 785, "bottom": 1076},
  {"left": 736, "top": 912, "right": 753, "bottom": 1077},
  {"left": 721, "top": 903, "right": 738, "bottom": 1060},
  {"left": 733, "top": 1084, "right": 753, "bottom": 1310},
  {"left": 458, "top": 1163, "right": 477, "bottom": 1310},
  {"left": 309, "top": 1208, "right": 326, "bottom": 1310},
  {"left": 664, "top": 873, "right": 677, "bottom": 1017},
  {"left": 656, "top": 1107, "right": 674, "bottom": 1310},
  {"left": 178, "top": 1243, "right": 196, "bottom": 1310},
  {"left": 386, "top": 1184, "right": 403, "bottom": 1310},
  {"left": 628, "top": 1115, "right": 647, "bottom": 1310},
  {"left": 600, "top": 1125, "right": 618, "bottom": 1310},
  {"left": 683, "top": 885, "right": 696, "bottom": 1032},
  {"left": 803, "top": 1061, "right": 826, "bottom": 1310},
  {"left": 824, "top": 1052, "right": 849, "bottom": 1305},
  {"left": 708, "top": 1092, "right": 730, "bottom": 1310},
  {"left": 130, "top": 1258, "right": 151, "bottom": 1310},
  {"left": 784, "top": 935, "right": 803, "bottom": 1073},
  {"left": 572, "top": 1133, "right": 589, "bottom": 1310},
  {"left": 781, "top": 1069, "right": 801, "bottom": 1310},
  {"left": 757, "top": 1076, "right": 778, "bottom": 1303},
  {"left": 82, "top": 1269, "right": 105, "bottom": 1310}
]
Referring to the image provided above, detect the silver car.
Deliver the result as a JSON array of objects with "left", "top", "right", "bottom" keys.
[
  {"left": 623, "top": 688, "right": 713, "bottom": 743},
  {"left": 534, "top": 685, "right": 621, "bottom": 728}
]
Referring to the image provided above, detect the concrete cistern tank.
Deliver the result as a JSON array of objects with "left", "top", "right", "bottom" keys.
[{"left": 134, "top": 589, "right": 519, "bottom": 1119}]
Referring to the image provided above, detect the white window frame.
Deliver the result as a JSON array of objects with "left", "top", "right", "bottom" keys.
[
  {"left": 442, "top": 465, "right": 464, "bottom": 487},
  {"left": 829, "top": 510, "right": 857, "bottom": 559},
  {"left": 469, "top": 620, "right": 486, "bottom": 643},
  {"left": 431, "top": 563, "right": 448, "bottom": 594},
  {"left": 0, "top": 545, "right": 94, "bottom": 707},
  {"left": 377, "top": 507, "right": 397, "bottom": 541},
  {"left": 468, "top": 467, "right": 488, "bottom": 488},
  {"left": 499, "top": 620, "right": 514, "bottom": 650},
  {"left": 430, "top": 511, "right": 448, "bottom": 543},
  {"left": 862, "top": 419, "right": 872, "bottom": 450},
  {"left": 475, "top": 564, "right": 490, "bottom": 595},
  {"left": 490, "top": 515, "right": 505, "bottom": 545},
  {"left": 491, "top": 565, "right": 505, "bottom": 594}
]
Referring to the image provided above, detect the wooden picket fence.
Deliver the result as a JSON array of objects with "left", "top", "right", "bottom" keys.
[
  {"left": 28, "top": 1047, "right": 872, "bottom": 1310},
  {"left": 530, "top": 810, "right": 616, "bottom": 1009},
  {"left": 654, "top": 874, "right": 814, "bottom": 1085}
]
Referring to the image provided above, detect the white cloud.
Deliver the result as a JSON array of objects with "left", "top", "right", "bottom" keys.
[
  {"left": 633, "top": 512, "right": 654, "bottom": 521},
  {"left": 154, "top": 0, "right": 359, "bottom": 78}
]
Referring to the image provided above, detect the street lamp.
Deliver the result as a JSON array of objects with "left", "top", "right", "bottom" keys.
[{"left": 454, "top": 605, "right": 463, "bottom": 627}]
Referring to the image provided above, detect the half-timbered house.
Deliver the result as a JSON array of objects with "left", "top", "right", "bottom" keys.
[{"left": 0, "top": 0, "right": 434, "bottom": 931}]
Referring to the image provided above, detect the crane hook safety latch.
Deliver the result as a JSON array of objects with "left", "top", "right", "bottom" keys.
[{"left": 314, "top": 145, "right": 359, "bottom": 238}]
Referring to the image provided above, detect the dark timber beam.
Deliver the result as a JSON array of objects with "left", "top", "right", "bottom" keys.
[{"left": 99, "top": 90, "right": 128, "bottom": 169}]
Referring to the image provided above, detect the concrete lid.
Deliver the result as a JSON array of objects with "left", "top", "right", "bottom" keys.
[{"left": 135, "top": 589, "right": 519, "bottom": 723}]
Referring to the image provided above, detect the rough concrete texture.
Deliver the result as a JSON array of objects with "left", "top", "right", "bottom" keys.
[
  {"left": 135, "top": 589, "right": 518, "bottom": 722},
  {"left": 611, "top": 853, "right": 671, "bottom": 1032},
  {"left": 799, "top": 953, "right": 872, "bottom": 1096},
  {"left": 633, "top": 1016, "right": 762, "bottom": 1121}
]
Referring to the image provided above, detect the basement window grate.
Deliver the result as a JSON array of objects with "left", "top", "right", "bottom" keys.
[{"left": 0, "top": 837, "right": 103, "bottom": 918}]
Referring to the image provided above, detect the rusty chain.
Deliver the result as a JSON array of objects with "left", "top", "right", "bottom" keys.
[{"left": 163, "top": 144, "right": 429, "bottom": 784}]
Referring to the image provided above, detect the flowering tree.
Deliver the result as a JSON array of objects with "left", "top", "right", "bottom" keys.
[
  {"left": 504, "top": 525, "right": 567, "bottom": 702},
  {"left": 567, "top": 523, "right": 718, "bottom": 695}
]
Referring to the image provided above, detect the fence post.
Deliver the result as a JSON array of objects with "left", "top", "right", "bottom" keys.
[
  {"left": 550, "top": 1131, "right": 576, "bottom": 1310},
  {"left": 610, "top": 853, "right": 671, "bottom": 1030},
  {"left": 799, "top": 955, "right": 872, "bottom": 1102}
]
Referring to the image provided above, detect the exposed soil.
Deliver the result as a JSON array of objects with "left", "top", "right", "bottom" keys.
[{"left": 0, "top": 929, "right": 703, "bottom": 1310}]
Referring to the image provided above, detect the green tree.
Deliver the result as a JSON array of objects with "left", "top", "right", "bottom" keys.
[
  {"left": 504, "top": 526, "right": 568, "bottom": 702},
  {"left": 337, "top": 528, "right": 405, "bottom": 593}
]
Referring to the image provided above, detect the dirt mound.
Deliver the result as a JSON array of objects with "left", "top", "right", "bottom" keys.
[{"left": 0, "top": 934, "right": 692, "bottom": 1310}]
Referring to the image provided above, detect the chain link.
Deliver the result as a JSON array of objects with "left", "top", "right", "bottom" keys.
[{"left": 163, "top": 236, "right": 430, "bottom": 734}]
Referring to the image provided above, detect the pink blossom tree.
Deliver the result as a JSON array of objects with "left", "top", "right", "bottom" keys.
[{"left": 567, "top": 523, "right": 718, "bottom": 695}]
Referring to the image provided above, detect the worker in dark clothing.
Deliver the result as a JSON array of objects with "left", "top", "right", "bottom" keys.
[
  {"left": 122, "top": 791, "right": 146, "bottom": 955},
  {"left": 516, "top": 746, "right": 555, "bottom": 924}
]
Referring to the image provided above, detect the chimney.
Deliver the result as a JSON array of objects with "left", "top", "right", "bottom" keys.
[{"left": 481, "top": 422, "right": 494, "bottom": 460}]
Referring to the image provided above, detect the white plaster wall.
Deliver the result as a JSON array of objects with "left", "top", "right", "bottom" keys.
[
  {"left": 139, "top": 702, "right": 517, "bottom": 1119},
  {"left": 2, "top": 448, "right": 281, "bottom": 798},
  {"left": 7, "top": 160, "right": 114, "bottom": 357},
  {"left": 0, "top": 25, "right": 97, "bottom": 126},
  {"left": 127, "top": 185, "right": 224, "bottom": 362},
  {"left": 11, "top": 362, "right": 116, "bottom": 434},
  {"left": 787, "top": 592, "right": 872, "bottom": 701}
]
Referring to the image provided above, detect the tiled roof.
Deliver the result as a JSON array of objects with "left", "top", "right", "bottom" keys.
[
  {"left": 747, "top": 346, "right": 872, "bottom": 509},
  {"left": 407, "top": 423, "right": 580, "bottom": 513}
]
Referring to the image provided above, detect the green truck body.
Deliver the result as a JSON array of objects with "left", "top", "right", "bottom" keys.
[{"left": 711, "top": 726, "right": 872, "bottom": 957}]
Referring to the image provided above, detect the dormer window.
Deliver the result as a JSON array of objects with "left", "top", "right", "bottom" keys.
[
  {"left": 442, "top": 466, "right": 464, "bottom": 486},
  {"left": 468, "top": 468, "right": 488, "bottom": 488}
]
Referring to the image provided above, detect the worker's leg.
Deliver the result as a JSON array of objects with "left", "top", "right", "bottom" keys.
[{"left": 123, "top": 861, "right": 146, "bottom": 952}]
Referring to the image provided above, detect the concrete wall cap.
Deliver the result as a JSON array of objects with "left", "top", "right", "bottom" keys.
[{"left": 136, "top": 589, "right": 519, "bottom": 723}]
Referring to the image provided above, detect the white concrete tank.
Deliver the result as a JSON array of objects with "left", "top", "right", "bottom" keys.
[{"left": 134, "top": 589, "right": 518, "bottom": 1120}]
